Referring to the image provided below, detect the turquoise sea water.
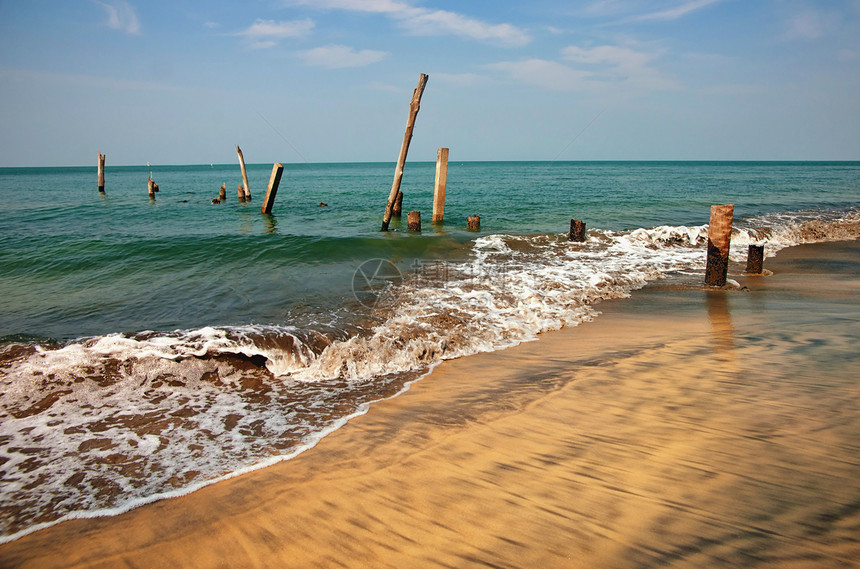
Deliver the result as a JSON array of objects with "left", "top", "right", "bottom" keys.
[{"left": 0, "top": 161, "right": 858, "bottom": 542}]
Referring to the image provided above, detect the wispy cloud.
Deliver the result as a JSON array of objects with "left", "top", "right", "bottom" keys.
[
  {"left": 235, "top": 18, "right": 315, "bottom": 48},
  {"left": 298, "top": 45, "right": 388, "bottom": 68},
  {"left": 93, "top": 0, "right": 140, "bottom": 35},
  {"left": 282, "top": 0, "right": 530, "bottom": 46},
  {"left": 489, "top": 43, "right": 679, "bottom": 94},
  {"left": 630, "top": 0, "right": 722, "bottom": 22},
  {"left": 782, "top": 4, "right": 840, "bottom": 40}
]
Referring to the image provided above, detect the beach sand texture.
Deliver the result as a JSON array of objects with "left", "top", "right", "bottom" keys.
[{"left": 1, "top": 240, "right": 858, "bottom": 568}]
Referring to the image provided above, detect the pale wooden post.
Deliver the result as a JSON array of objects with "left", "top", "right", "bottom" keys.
[
  {"left": 382, "top": 73, "right": 429, "bottom": 231},
  {"left": 433, "top": 147, "right": 449, "bottom": 223},
  {"left": 467, "top": 215, "right": 480, "bottom": 231},
  {"left": 261, "top": 163, "right": 284, "bottom": 214},
  {"left": 407, "top": 210, "right": 421, "bottom": 232},
  {"left": 569, "top": 219, "right": 586, "bottom": 242},
  {"left": 97, "top": 153, "right": 106, "bottom": 193},
  {"left": 746, "top": 244, "right": 764, "bottom": 274},
  {"left": 238, "top": 184, "right": 246, "bottom": 203},
  {"left": 705, "top": 204, "right": 734, "bottom": 286},
  {"left": 236, "top": 145, "right": 251, "bottom": 201},
  {"left": 219, "top": 183, "right": 226, "bottom": 201}
]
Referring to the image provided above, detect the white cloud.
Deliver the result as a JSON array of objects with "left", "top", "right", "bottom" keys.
[
  {"left": 630, "top": 0, "right": 722, "bottom": 22},
  {"left": 298, "top": 45, "right": 388, "bottom": 68},
  {"left": 282, "top": 0, "right": 530, "bottom": 46},
  {"left": 783, "top": 6, "right": 840, "bottom": 40},
  {"left": 489, "top": 44, "right": 679, "bottom": 94},
  {"left": 238, "top": 18, "right": 315, "bottom": 40},
  {"left": 93, "top": 0, "right": 140, "bottom": 35}
]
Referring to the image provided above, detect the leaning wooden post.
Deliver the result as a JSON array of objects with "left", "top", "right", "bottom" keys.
[
  {"left": 746, "top": 244, "right": 764, "bottom": 274},
  {"left": 261, "top": 163, "right": 284, "bottom": 214},
  {"left": 236, "top": 145, "right": 251, "bottom": 201},
  {"left": 467, "top": 215, "right": 480, "bottom": 231},
  {"left": 382, "top": 73, "right": 429, "bottom": 231},
  {"left": 407, "top": 211, "right": 421, "bottom": 232},
  {"left": 97, "top": 153, "right": 106, "bottom": 193},
  {"left": 433, "top": 147, "right": 449, "bottom": 223},
  {"left": 569, "top": 219, "right": 586, "bottom": 242},
  {"left": 705, "top": 204, "right": 734, "bottom": 286}
]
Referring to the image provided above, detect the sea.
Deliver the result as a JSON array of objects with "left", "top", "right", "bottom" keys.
[{"left": 0, "top": 160, "right": 858, "bottom": 543}]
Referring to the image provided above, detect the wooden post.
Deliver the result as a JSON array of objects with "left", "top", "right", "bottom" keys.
[
  {"left": 382, "top": 73, "right": 429, "bottom": 231},
  {"left": 433, "top": 147, "right": 449, "bottom": 223},
  {"left": 705, "top": 204, "right": 734, "bottom": 286},
  {"left": 261, "top": 163, "right": 284, "bottom": 214},
  {"left": 569, "top": 219, "right": 586, "bottom": 242},
  {"left": 237, "top": 184, "right": 246, "bottom": 203},
  {"left": 746, "top": 244, "right": 764, "bottom": 274},
  {"left": 219, "top": 183, "right": 226, "bottom": 201},
  {"left": 393, "top": 190, "right": 404, "bottom": 217},
  {"left": 236, "top": 145, "right": 251, "bottom": 201},
  {"left": 407, "top": 210, "right": 421, "bottom": 232},
  {"left": 467, "top": 215, "right": 480, "bottom": 231},
  {"left": 97, "top": 153, "right": 105, "bottom": 193},
  {"left": 147, "top": 172, "right": 158, "bottom": 198}
]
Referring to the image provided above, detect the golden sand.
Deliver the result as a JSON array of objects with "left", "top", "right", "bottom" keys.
[{"left": 2, "top": 241, "right": 859, "bottom": 568}]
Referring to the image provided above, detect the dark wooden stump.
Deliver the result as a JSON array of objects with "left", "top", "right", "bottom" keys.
[
  {"left": 393, "top": 190, "right": 403, "bottom": 217},
  {"left": 705, "top": 204, "right": 734, "bottom": 286},
  {"left": 467, "top": 215, "right": 480, "bottom": 231},
  {"left": 746, "top": 244, "right": 764, "bottom": 274},
  {"left": 569, "top": 219, "right": 586, "bottom": 242},
  {"left": 407, "top": 210, "right": 421, "bottom": 232}
]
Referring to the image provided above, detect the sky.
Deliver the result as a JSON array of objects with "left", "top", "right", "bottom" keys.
[{"left": 1, "top": 0, "right": 859, "bottom": 166}]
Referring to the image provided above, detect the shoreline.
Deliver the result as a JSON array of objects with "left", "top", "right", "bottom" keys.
[{"left": 1, "top": 239, "right": 858, "bottom": 568}]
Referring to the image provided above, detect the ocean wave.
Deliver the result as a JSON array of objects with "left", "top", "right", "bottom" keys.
[{"left": 1, "top": 207, "right": 857, "bottom": 543}]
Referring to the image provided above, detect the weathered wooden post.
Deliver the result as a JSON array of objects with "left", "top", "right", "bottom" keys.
[
  {"left": 237, "top": 184, "right": 246, "bottom": 203},
  {"left": 236, "top": 145, "right": 251, "bottom": 201},
  {"left": 407, "top": 211, "right": 421, "bottom": 232},
  {"left": 219, "top": 183, "right": 227, "bottom": 201},
  {"left": 382, "top": 73, "right": 429, "bottom": 231},
  {"left": 97, "top": 153, "right": 106, "bottom": 193},
  {"left": 147, "top": 172, "right": 158, "bottom": 198},
  {"left": 467, "top": 215, "right": 480, "bottom": 231},
  {"left": 569, "top": 219, "right": 586, "bottom": 242},
  {"left": 705, "top": 204, "right": 734, "bottom": 286},
  {"left": 746, "top": 244, "right": 764, "bottom": 274},
  {"left": 433, "top": 147, "right": 449, "bottom": 223},
  {"left": 261, "top": 163, "right": 284, "bottom": 214},
  {"left": 393, "top": 190, "right": 404, "bottom": 217}
]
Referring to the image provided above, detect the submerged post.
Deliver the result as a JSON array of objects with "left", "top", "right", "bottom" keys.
[
  {"left": 236, "top": 145, "right": 251, "bottom": 201},
  {"left": 237, "top": 184, "right": 246, "bottom": 203},
  {"left": 407, "top": 210, "right": 421, "bottom": 232},
  {"left": 433, "top": 147, "right": 449, "bottom": 223},
  {"left": 261, "top": 163, "right": 284, "bottom": 214},
  {"left": 382, "top": 73, "right": 429, "bottom": 231},
  {"left": 746, "top": 244, "right": 764, "bottom": 274},
  {"left": 705, "top": 204, "right": 734, "bottom": 286},
  {"left": 467, "top": 215, "right": 480, "bottom": 231},
  {"left": 147, "top": 172, "right": 158, "bottom": 198},
  {"left": 219, "top": 183, "right": 227, "bottom": 201},
  {"left": 97, "top": 153, "right": 106, "bottom": 193},
  {"left": 393, "top": 190, "right": 404, "bottom": 217},
  {"left": 569, "top": 219, "right": 586, "bottom": 242}
]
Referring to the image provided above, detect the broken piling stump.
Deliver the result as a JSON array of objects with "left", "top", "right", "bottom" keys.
[
  {"left": 147, "top": 172, "right": 158, "bottom": 198},
  {"left": 407, "top": 210, "right": 421, "bottom": 232},
  {"left": 705, "top": 204, "right": 734, "bottom": 287},
  {"left": 746, "top": 244, "right": 764, "bottom": 274},
  {"left": 433, "top": 147, "right": 449, "bottom": 223},
  {"left": 97, "top": 153, "right": 105, "bottom": 193},
  {"left": 393, "top": 190, "right": 404, "bottom": 217},
  {"left": 569, "top": 219, "right": 586, "bottom": 242},
  {"left": 261, "top": 163, "right": 284, "bottom": 214},
  {"left": 238, "top": 184, "right": 246, "bottom": 203},
  {"left": 467, "top": 215, "right": 480, "bottom": 231},
  {"left": 219, "top": 183, "right": 226, "bottom": 201},
  {"left": 382, "top": 73, "right": 429, "bottom": 231}
]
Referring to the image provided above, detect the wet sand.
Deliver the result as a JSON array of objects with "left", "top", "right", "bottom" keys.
[{"left": 1, "top": 240, "right": 859, "bottom": 568}]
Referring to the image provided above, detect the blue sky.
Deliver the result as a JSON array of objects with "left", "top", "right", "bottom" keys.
[{"left": 1, "top": 0, "right": 859, "bottom": 165}]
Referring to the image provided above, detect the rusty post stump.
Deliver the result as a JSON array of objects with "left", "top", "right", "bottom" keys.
[
  {"left": 407, "top": 210, "right": 421, "bottom": 232},
  {"left": 569, "top": 219, "right": 586, "bottom": 242}
]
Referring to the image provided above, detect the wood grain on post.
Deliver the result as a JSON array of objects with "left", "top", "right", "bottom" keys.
[
  {"left": 219, "top": 183, "right": 226, "bottom": 201},
  {"left": 147, "top": 172, "right": 158, "bottom": 198},
  {"left": 467, "top": 215, "right": 480, "bottom": 231},
  {"left": 705, "top": 204, "right": 734, "bottom": 286},
  {"left": 382, "top": 73, "right": 429, "bottom": 231},
  {"left": 433, "top": 147, "right": 449, "bottom": 223},
  {"left": 746, "top": 244, "right": 764, "bottom": 274},
  {"left": 237, "top": 184, "right": 246, "bottom": 203},
  {"left": 407, "top": 210, "right": 421, "bottom": 232},
  {"left": 261, "top": 163, "right": 284, "bottom": 214},
  {"left": 393, "top": 190, "right": 403, "bottom": 217},
  {"left": 97, "top": 153, "right": 105, "bottom": 193},
  {"left": 569, "top": 219, "right": 586, "bottom": 242},
  {"left": 236, "top": 145, "right": 251, "bottom": 202}
]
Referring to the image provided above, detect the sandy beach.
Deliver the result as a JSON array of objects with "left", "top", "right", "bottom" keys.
[{"left": 1, "top": 240, "right": 859, "bottom": 569}]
